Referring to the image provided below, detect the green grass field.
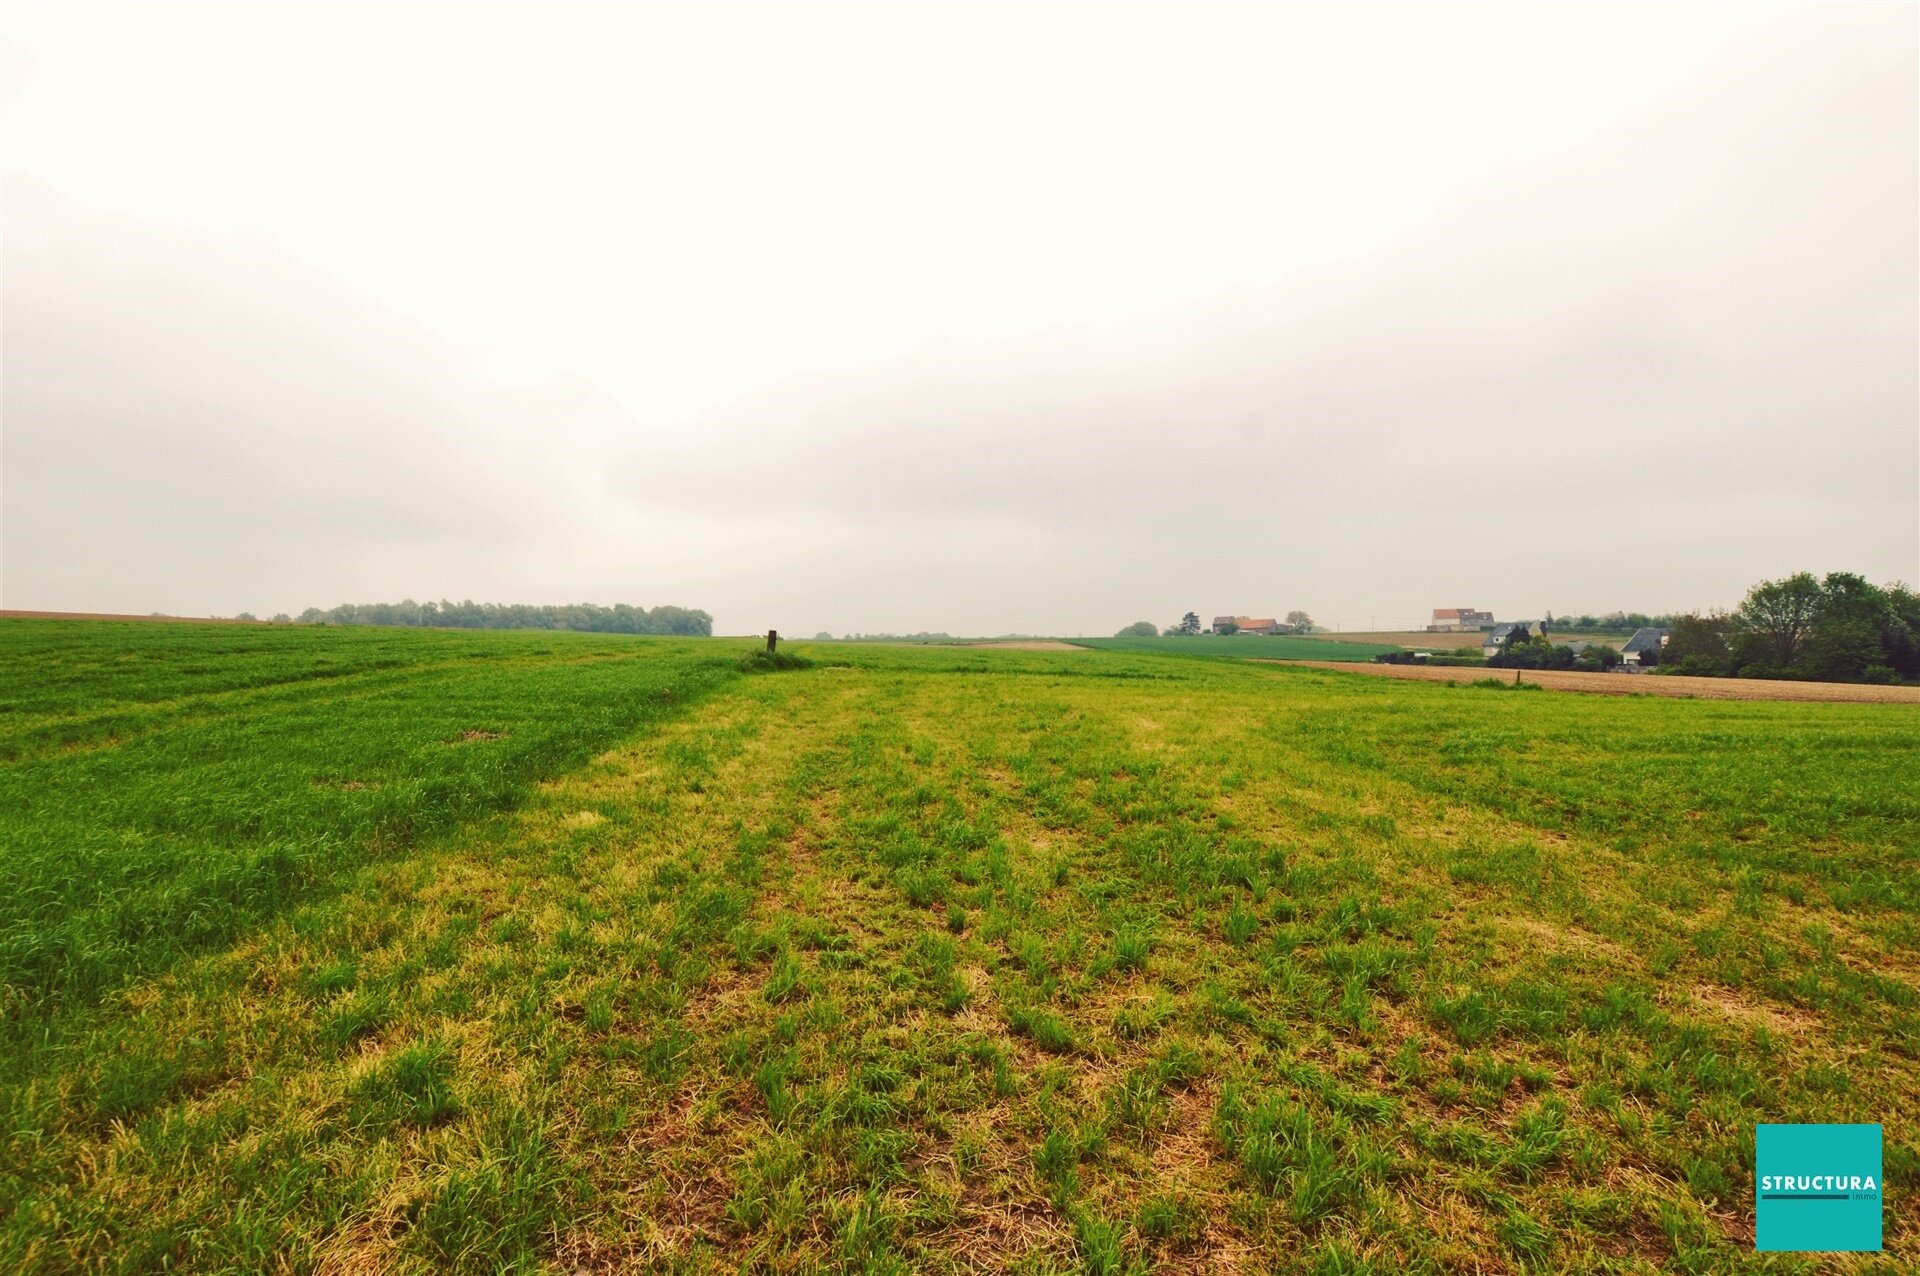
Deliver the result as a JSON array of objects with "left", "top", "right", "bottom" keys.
[{"left": 2, "top": 621, "right": 1915, "bottom": 1273}]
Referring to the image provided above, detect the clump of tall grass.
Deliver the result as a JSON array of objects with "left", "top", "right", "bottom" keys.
[{"left": 739, "top": 648, "right": 812, "bottom": 672}]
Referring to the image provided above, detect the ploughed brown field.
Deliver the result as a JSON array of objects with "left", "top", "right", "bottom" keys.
[{"left": 1291, "top": 660, "right": 1920, "bottom": 703}]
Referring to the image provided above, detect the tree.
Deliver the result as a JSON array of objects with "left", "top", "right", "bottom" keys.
[
  {"left": 1662, "top": 612, "right": 1731, "bottom": 674},
  {"left": 282, "top": 599, "right": 714, "bottom": 636},
  {"left": 1803, "top": 573, "right": 1904, "bottom": 681},
  {"left": 1285, "top": 610, "right": 1313, "bottom": 632},
  {"left": 1732, "top": 572, "right": 1822, "bottom": 672},
  {"left": 814, "top": 632, "right": 835, "bottom": 641},
  {"left": 1802, "top": 619, "right": 1885, "bottom": 682},
  {"left": 1882, "top": 583, "right": 1920, "bottom": 678},
  {"left": 1214, "top": 620, "right": 1240, "bottom": 636},
  {"left": 1115, "top": 621, "right": 1159, "bottom": 638},
  {"left": 1573, "top": 644, "right": 1622, "bottom": 671},
  {"left": 1487, "top": 632, "right": 1575, "bottom": 670},
  {"left": 1174, "top": 612, "right": 1201, "bottom": 636}
]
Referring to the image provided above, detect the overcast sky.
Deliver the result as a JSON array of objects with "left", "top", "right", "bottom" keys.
[{"left": 3, "top": 1, "right": 1915, "bottom": 634}]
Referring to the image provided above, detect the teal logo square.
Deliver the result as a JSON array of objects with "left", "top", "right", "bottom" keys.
[{"left": 1755, "top": 1124, "right": 1882, "bottom": 1252}]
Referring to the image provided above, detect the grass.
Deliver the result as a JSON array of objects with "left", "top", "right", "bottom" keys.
[
  {"left": 2, "top": 621, "right": 1916, "bottom": 1272},
  {"left": 0, "top": 622, "right": 743, "bottom": 1018}
]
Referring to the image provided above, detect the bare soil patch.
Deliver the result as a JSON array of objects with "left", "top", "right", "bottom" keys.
[
  {"left": 1497, "top": 916, "right": 1637, "bottom": 966},
  {"left": 1688, "top": 983, "right": 1817, "bottom": 1036},
  {"left": 1287, "top": 661, "right": 1920, "bottom": 704}
]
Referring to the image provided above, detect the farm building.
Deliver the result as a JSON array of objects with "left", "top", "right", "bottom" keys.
[
  {"left": 1621, "top": 628, "right": 1670, "bottom": 666},
  {"left": 1212, "top": 616, "right": 1285, "bottom": 635},
  {"left": 1429, "top": 608, "right": 1495, "bottom": 632},
  {"left": 1482, "top": 620, "right": 1546, "bottom": 658}
]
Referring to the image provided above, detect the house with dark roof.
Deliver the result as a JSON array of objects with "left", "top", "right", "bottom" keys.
[
  {"left": 1621, "top": 628, "right": 1670, "bottom": 666},
  {"left": 1482, "top": 620, "right": 1546, "bottom": 658}
]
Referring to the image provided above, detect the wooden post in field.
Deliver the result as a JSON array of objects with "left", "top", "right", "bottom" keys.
[
  {"left": 767, "top": 629, "right": 779, "bottom": 654},
  {"left": 1514, "top": 669, "right": 1522, "bottom": 686}
]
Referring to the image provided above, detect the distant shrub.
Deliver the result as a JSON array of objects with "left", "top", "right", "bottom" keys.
[
  {"left": 739, "top": 648, "right": 812, "bottom": 673},
  {"left": 1572, "top": 646, "right": 1622, "bottom": 672},
  {"left": 1468, "top": 677, "right": 1541, "bottom": 692},
  {"left": 1662, "top": 654, "right": 1731, "bottom": 677},
  {"left": 1115, "top": 621, "right": 1160, "bottom": 638}
]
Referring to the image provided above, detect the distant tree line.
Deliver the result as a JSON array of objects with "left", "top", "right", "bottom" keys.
[
  {"left": 286, "top": 600, "right": 713, "bottom": 636},
  {"left": 1139, "top": 610, "right": 1316, "bottom": 637},
  {"left": 1549, "top": 611, "right": 1674, "bottom": 633},
  {"left": 1661, "top": 572, "right": 1918, "bottom": 683}
]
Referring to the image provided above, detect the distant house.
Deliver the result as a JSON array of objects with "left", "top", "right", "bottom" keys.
[
  {"left": 1621, "top": 628, "right": 1670, "bottom": 667},
  {"left": 1212, "top": 616, "right": 1285, "bottom": 635},
  {"left": 1429, "top": 607, "right": 1495, "bottom": 632},
  {"left": 1482, "top": 620, "right": 1546, "bottom": 658}
]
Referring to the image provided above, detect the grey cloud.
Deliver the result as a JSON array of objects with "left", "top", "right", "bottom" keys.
[
  {"left": 3, "top": 4, "right": 1913, "bottom": 636},
  {"left": 1, "top": 180, "right": 643, "bottom": 614},
  {"left": 616, "top": 5, "right": 1916, "bottom": 628}
]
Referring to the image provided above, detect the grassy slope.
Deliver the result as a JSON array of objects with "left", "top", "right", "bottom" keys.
[
  {"left": 2, "top": 632, "right": 1916, "bottom": 1273},
  {"left": 1067, "top": 634, "right": 1400, "bottom": 662}
]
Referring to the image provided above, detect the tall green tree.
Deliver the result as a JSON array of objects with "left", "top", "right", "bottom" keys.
[
  {"left": 1732, "top": 573, "right": 1823, "bottom": 671},
  {"left": 1802, "top": 573, "right": 1907, "bottom": 680}
]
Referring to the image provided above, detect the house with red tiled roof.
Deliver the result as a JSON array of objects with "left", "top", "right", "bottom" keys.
[
  {"left": 1213, "top": 616, "right": 1285, "bottom": 635},
  {"left": 1428, "top": 607, "right": 1494, "bottom": 632}
]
